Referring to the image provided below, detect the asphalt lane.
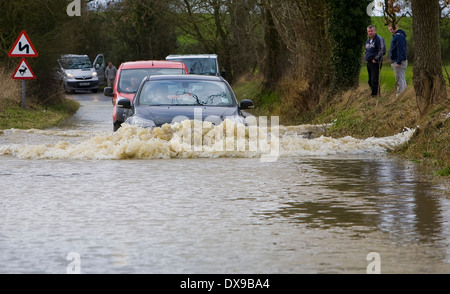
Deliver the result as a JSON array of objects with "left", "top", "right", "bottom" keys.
[{"left": 60, "top": 90, "right": 114, "bottom": 132}]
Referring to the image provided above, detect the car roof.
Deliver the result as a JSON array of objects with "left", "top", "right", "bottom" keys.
[
  {"left": 146, "top": 74, "right": 224, "bottom": 82},
  {"left": 120, "top": 60, "right": 187, "bottom": 70},
  {"left": 166, "top": 54, "right": 218, "bottom": 59},
  {"left": 60, "top": 54, "right": 89, "bottom": 58}
]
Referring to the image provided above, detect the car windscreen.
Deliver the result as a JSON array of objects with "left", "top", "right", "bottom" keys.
[
  {"left": 170, "top": 58, "right": 217, "bottom": 76},
  {"left": 60, "top": 56, "right": 92, "bottom": 69},
  {"left": 118, "top": 68, "right": 186, "bottom": 94},
  {"left": 139, "top": 80, "right": 234, "bottom": 106}
]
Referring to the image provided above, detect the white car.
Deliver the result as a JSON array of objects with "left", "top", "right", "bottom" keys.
[{"left": 57, "top": 54, "right": 105, "bottom": 93}]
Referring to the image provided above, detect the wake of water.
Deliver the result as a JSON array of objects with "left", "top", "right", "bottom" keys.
[{"left": 0, "top": 120, "right": 417, "bottom": 160}]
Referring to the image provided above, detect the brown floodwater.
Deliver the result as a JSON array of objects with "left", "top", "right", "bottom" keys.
[{"left": 0, "top": 92, "right": 448, "bottom": 274}]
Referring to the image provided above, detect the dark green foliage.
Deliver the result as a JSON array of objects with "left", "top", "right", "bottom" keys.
[
  {"left": 0, "top": 0, "right": 75, "bottom": 104},
  {"left": 440, "top": 21, "right": 450, "bottom": 64},
  {"left": 0, "top": 0, "right": 180, "bottom": 105},
  {"left": 327, "top": 0, "right": 372, "bottom": 93}
]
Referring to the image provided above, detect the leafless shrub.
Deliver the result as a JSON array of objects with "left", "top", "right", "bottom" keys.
[{"left": 0, "top": 66, "right": 21, "bottom": 106}]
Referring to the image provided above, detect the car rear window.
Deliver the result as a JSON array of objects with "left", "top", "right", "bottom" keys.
[
  {"left": 139, "top": 80, "right": 234, "bottom": 107},
  {"left": 168, "top": 58, "right": 217, "bottom": 76},
  {"left": 118, "top": 68, "right": 186, "bottom": 94}
]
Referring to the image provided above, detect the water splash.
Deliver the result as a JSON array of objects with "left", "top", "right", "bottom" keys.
[{"left": 0, "top": 120, "right": 417, "bottom": 160}]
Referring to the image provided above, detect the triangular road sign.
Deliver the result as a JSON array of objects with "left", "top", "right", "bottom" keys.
[
  {"left": 8, "top": 30, "right": 38, "bottom": 57},
  {"left": 12, "top": 58, "right": 36, "bottom": 80}
]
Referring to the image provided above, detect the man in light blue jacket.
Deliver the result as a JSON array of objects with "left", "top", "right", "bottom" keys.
[{"left": 389, "top": 24, "right": 408, "bottom": 96}]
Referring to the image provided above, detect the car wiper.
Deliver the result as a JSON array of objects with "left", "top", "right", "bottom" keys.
[
  {"left": 192, "top": 93, "right": 205, "bottom": 105},
  {"left": 174, "top": 91, "right": 205, "bottom": 105},
  {"left": 206, "top": 94, "right": 227, "bottom": 104}
]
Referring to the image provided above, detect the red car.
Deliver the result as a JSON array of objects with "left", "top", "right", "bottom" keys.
[{"left": 104, "top": 60, "right": 188, "bottom": 131}]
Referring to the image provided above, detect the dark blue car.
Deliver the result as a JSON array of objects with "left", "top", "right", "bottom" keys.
[{"left": 117, "top": 75, "right": 254, "bottom": 129}]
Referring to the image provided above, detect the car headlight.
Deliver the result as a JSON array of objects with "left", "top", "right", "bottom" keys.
[
  {"left": 127, "top": 117, "right": 156, "bottom": 129},
  {"left": 66, "top": 73, "right": 74, "bottom": 78},
  {"left": 92, "top": 72, "right": 98, "bottom": 77}
]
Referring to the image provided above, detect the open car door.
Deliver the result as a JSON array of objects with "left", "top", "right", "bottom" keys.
[{"left": 93, "top": 54, "right": 106, "bottom": 84}]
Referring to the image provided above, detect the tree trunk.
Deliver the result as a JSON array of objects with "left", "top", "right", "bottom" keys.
[
  {"left": 262, "top": 3, "right": 288, "bottom": 91},
  {"left": 411, "top": 0, "right": 448, "bottom": 114}
]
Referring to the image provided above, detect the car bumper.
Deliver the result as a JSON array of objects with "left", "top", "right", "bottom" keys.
[{"left": 64, "top": 80, "right": 99, "bottom": 90}]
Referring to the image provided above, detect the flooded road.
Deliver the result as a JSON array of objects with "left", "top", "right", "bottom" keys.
[{"left": 1, "top": 92, "right": 449, "bottom": 274}]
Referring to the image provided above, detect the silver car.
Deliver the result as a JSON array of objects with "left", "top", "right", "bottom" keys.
[{"left": 57, "top": 54, "right": 105, "bottom": 93}]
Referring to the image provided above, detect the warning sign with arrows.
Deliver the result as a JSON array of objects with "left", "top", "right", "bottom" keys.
[
  {"left": 8, "top": 30, "right": 38, "bottom": 57},
  {"left": 8, "top": 30, "right": 38, "bottom": 110},
  {"left": 12, "top": 58, "right": 36, "bottom": 80}
]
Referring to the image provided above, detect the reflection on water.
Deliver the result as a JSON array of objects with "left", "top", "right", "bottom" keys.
[
  {"left": 265, "top": 158, "right": 447, "bottom": 245},
  {"left": 1, "top": 155, "right": 449, "bottom": 274}
]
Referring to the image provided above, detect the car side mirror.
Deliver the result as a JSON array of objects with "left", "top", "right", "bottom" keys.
[
  {"left": 117, "top": 98, "right": 132, "bottom": 109},
  {"left": 103, "top": 87, "right": 114, "bottom": 97},
  {"left": 95, "top": 64, "right": 100, "bottom": 70},
  {"left": 240, "top": 99, "right": 254, "bottom": 110}
]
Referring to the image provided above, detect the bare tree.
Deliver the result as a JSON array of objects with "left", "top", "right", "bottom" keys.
[
  {"left": 380, "top": 0, "right": 449, "bottom": 25},
  {"left": 169, "top": 0, "right": 263, "bottom": 83},
  {"left": 439, "top": 0, "right": 450, "bottom": 24},
  {"left": 380, "top": 0, "right": 411, "bottom": 26},
  {"left": 99, "top": 0, "right": 177, "bottom": 61},
  {"left": 262, "top": 0, "right": 331, "bottom": 109}
]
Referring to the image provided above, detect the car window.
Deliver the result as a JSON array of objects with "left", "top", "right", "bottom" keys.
[
  {"left": 118, "top": 68, "right": 186, "bottom": 94},
  {"left": 60, "top": 56, "right": 92, "bottom": 69},
  {"left": 139, "top": 80, "right": 234, "bottom": 106},
  {"left": 170, "top": 58, "right": 217, "bottom": 76}
]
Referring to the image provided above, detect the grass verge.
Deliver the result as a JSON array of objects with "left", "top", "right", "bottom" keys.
[
  {"left": 233, "top": 71, "right": 450, "bottom": 178},
  {"left": 0, "top": 66, "right": 80, "bottom": 130},
  {"left": 0, "top": 98, "right": 80, "bottom": 130}
]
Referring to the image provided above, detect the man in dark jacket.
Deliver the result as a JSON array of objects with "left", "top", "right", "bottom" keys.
[
  {"left": 365, "top": 25, "right": 386, "bottom": 97},
  {"left": 389, "top": 24, "right": 408, "bottom": 96}
]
